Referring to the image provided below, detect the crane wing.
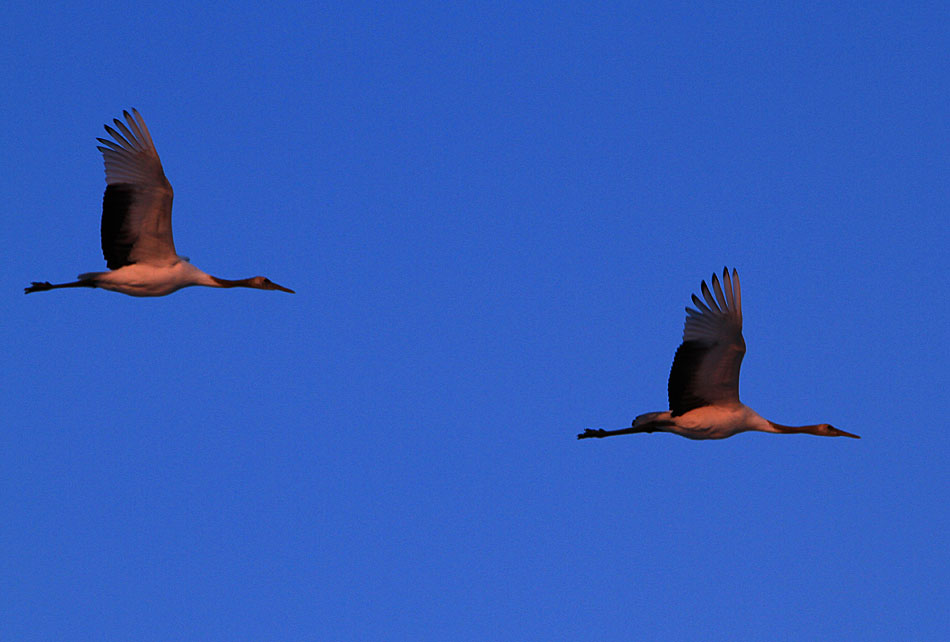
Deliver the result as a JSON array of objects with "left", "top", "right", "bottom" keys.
[
  {"left": 668, "top": 268, "right": 745, "bottom": 416},
  {"left": 96, "top": 109, "right": 176, "bottom": 269}
]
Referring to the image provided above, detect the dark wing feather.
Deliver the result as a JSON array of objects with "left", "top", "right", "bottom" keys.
[
  {"left": 668, "top": 341, "right": 713, "bottom": 415},
  {"left": 668, "top": 268, "right": 745, "bottom": 416},
  {"left": 101, "top": 185, "right": 136, "bottom": 268},
  {"left": 96, "top": 109, "right": 175, "bottom": 268}
]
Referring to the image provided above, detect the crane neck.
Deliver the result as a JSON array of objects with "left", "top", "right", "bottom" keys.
[
  {"left": 210, "top": 276, "right": 253, "bottom": 288},
  {"left": 767, "top": 422, "right": 824, "bottom": 435}
]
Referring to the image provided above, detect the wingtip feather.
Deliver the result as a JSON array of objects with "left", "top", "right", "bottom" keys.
[
  {"left": 700, "top": 279, "right": 720, "bottom": 311},
  {"left": 711, "top": 272, "right": 728, "bottom": 310}
]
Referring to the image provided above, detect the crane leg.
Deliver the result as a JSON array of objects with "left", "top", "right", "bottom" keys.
[
  {"left": 578, "top": 426, "right": 650, "bottom": 439},
  {"left": 25, "top": 280, "right": 96, "bottom": 294},
  {"left": 577, "top": 418, "right": 675, "bottom": 440}
]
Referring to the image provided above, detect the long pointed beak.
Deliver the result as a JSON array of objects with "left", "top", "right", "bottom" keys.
[
  {"left": 830, "top": 426, "right": 860, "bottom": 439},
  {"left": 272, "top": 282, "right": 295, "bottom": 293}
]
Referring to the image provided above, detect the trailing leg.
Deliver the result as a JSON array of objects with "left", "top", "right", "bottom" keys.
[
  {"left": 25, "top": 279, "right": 96, "bottom": 294},
  {"left": 577, "top": 411, "right": 675, "bottom": 439}
]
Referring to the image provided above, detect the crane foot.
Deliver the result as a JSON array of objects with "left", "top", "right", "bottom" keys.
[
  {"left": 577, "top": 428, "right": 607, "bottom": 440},
  {"left": 25, "top": 281, "right": 53, "bottom": 294}
]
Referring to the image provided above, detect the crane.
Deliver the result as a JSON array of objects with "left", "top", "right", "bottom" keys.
[
  {"left": 25, "top": 109, "right": 294, "bottom": 297},
  {"left": 578, "top": 268, "right": 858, "bottom": 440}
]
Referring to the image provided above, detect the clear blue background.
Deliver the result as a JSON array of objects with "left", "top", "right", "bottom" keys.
[{"left": 2, "top": 1, "right": 947, "bottom": 639}]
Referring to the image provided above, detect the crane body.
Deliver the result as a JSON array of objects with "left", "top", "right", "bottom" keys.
[
  {"left": 26, "top": 109, "right": 294, "bottom": 297},
  {"left": 579, "top": 268, "right": 858, "bottom": 441}
]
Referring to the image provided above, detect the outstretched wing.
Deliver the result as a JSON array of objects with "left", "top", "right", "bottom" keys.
[
  {"left": 668, "top": 268, "right": 745, "bottom": 416},
  {"left": 96, "top": 109, "right": 176, "bottom": 268}
]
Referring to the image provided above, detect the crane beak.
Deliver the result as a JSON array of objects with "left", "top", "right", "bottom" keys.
[
  {"left": 829, "top": 425, "right": 860, "bottom": 439},
  {"left": 270, "top": 282, "right": 295, "bottom": 293}
]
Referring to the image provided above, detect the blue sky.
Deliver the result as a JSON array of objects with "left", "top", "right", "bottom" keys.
[{"left": 2, "top": 1, "right": 947, "bottom": 639}]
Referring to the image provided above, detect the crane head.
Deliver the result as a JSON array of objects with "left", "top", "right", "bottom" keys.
[
  {"left": 821, "top": 424, "right": 860, "bottom": 439},
  {"left": 248, "top": 276, "right": 295, "bottom": 293}
]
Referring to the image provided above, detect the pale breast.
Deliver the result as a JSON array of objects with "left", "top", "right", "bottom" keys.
[
  {"left": 94, "top": 261, "right": 205, "bottom": 297},
  {"left": 673, "top": 404, "right": 765, "bottom": 439}
]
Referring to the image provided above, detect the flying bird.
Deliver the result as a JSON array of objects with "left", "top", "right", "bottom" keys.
[
  {"left": 578, "top": 268, "right": 858, "bottom": 440},
  {"left": 25, "top": 109, "right": 294, "bottom": 297}
]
